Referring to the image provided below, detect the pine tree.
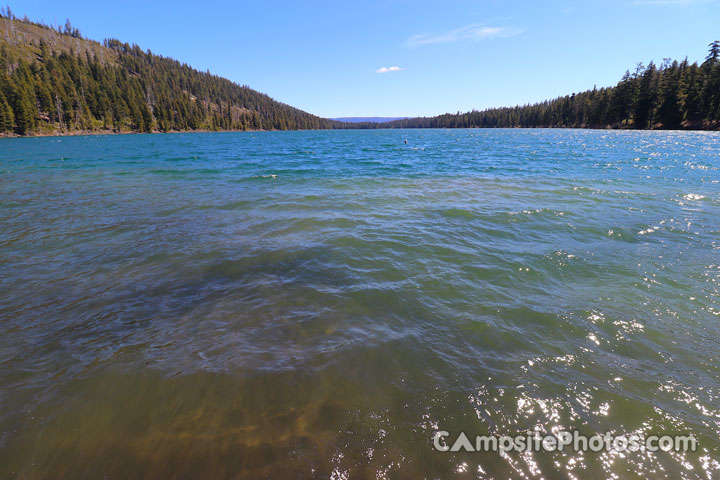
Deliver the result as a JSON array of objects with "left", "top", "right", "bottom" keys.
[
  {"left": 0, "top": 90, "right": 14, "bottom": 132},
  {"left": 13, "top": 86, "right": 37, "bottom": 135},
  {"left": 658, "top": 60, "right": 682, "bottom": 129},
  {"left": 706, "top": 41, "right": 720, "bottom": 65}
]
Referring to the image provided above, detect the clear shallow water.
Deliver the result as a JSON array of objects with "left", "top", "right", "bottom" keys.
[{"left": 0, "top": 129, "right": 719, "bottom": 478}]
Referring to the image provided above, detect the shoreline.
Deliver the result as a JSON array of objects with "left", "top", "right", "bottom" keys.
[
  {"left": 0, "top": 128, "right": 268, "bottom": 139},
  {"left": 1, "top": 124, "right": 719, "bottom": 139}
]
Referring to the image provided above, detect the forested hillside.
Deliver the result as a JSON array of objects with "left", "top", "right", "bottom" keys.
[
  {"left": 0, "top": 10, "right": 339, "bottom": 135},
  {"left": 380, "top": 42, "right": 720, "bottom": 130}
]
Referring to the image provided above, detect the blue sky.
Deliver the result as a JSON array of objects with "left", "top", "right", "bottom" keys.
[{"left": 16, "top": 0, "right": 720, "bottom": 118}]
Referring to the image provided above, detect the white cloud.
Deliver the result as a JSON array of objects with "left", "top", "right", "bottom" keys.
[
  {"left": 406, "top": 24, "right": 521, "bottom": 47},
  {"left": 376, "top": 66, "right": 404, "bottom": 73}
]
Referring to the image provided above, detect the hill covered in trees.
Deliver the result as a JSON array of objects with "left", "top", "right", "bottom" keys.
[
  {"left": 0, "top": 8, "right": 718, "bottom": 136},
  {"left": 0, "top": 9, "right": 341, "bottom": 135},
  {"left": 375, "top": 42, "right": 720, "bottom": 131}
]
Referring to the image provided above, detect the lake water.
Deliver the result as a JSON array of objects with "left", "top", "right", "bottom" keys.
[{"left": 1, "top": 129, "right": 719, "bottom": 478}]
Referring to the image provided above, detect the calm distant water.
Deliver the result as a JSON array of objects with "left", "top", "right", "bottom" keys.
[{"left": 1, "top": 129, "right": 719, "bottom": 479}]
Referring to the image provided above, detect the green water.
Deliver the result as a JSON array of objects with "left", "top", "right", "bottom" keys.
[{"left": 1, "top": 129, "right": 719, "bottom": 478}]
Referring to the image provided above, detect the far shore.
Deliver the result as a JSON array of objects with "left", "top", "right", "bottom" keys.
[
  {"left": 1, "top": 122, "right": 719, "bottom": 139},
  {"left": 0, "top": 128, "right": 269, "bottom": 139}
]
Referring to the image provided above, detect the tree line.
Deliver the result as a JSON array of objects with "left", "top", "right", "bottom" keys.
[
  {"left": 0, "top": 9, "right": 718, "bottom": 135},
  {"left": 363, "top": 42, "right": 720, "bottom": 131}
]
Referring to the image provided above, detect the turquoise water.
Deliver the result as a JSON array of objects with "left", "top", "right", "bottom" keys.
[{"left": 1, "top": 129, "right": 719, "bottom": 478}]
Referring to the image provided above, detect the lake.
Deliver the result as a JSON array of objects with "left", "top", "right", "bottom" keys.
[{"left": 1, "top": 129, "right": 719, "bottom": 478}]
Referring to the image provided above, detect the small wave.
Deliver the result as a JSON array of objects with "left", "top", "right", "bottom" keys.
[{"left": 248, "top": 174, "right": 278, "bottom": 179}]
